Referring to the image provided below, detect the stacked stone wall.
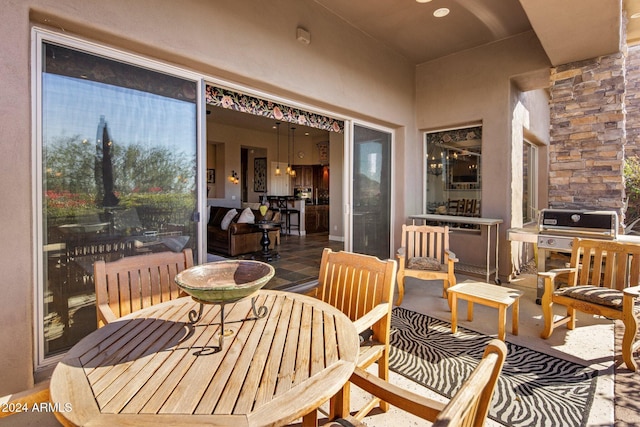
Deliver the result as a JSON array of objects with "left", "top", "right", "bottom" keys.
[
  {"left": 626, "top": 45, "right": 640, "bottom": 159},
  {"left": 548, "top": 53, "right": 626, "bottom": 214}
]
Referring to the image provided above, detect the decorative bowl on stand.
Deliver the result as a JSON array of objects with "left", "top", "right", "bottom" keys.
[
  {"left": 174, "top": 260, "right": 275, "bottom": 351},
  {"left": 175, "top": 260, "right": 275, "bottom": 304}
]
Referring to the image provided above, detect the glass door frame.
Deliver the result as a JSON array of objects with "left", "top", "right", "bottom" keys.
[
  {"left": 32, "top": 27, "right": 208, "bottom": 369},
  {"left": 343, "top": 120, "right": 395, "bottom": 258}
]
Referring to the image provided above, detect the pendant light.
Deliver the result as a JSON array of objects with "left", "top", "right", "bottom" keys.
[
  {"left": 286, "top": 125, "right": 292, "bottom": 175},
  {"left": 289, "top": 126, "right": 297, "bottom": 178},
  {"left": 274, "top": 122, "right": 281, "bottom": 176}
]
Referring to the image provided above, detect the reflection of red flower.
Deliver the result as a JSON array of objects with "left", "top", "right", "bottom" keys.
[
  {"left": 273, "top": 106, "right": 284, "bottom": 120},
  {"left": 149, "top": 187, "right": 162, "bottom": 193}
]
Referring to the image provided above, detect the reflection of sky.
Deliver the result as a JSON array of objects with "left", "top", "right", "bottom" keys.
[
  {"left": 43, "top": 74, "right": 196, "bottom": 153},
  {"left": 358, "top": 142, "right": 381, "bottom": 182}
]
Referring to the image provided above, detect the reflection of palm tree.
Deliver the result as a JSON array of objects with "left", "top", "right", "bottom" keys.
[{"left": 96, "top": 116, "right": 119, "bottom": 207}]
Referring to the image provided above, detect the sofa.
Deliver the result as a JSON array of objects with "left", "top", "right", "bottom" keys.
[{"left": 207, "top": 206, "right": 281, "bottom": 256}]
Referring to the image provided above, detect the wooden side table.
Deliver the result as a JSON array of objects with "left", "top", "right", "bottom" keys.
[
  {"left": 448, "top": 280, "right": 523, "bottom": 341},
  {"left": 251, "top": 221, "right": 280, "bottom": 262}
]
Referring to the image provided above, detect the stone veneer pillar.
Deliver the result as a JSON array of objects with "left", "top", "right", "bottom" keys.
[
  {"left": 625, "top": 45, "right": 640, "bottom": 159},
  {"left": 548, "top": 53, "right": 626, "bottom": 217}
]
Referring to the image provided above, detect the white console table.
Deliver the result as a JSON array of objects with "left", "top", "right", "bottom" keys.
[{"left": 409, "top": 214, "right": 503, "bottom": 284}]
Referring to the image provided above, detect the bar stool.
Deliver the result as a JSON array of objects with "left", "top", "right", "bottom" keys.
[{"left": 277, "top": 197, "right": 300, "bottom": 235}]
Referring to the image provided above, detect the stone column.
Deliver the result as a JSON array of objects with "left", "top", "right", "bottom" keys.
[
  {"left": 626, "top": 45, "right": 640, "bottom": 158},
  {"left": 548, "top": 53, "right": 626, "bottom": 216}
]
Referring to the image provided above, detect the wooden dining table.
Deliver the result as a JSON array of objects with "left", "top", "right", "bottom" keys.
[{"left": 49, "top": 290, "right": 360, "bottom": 426}]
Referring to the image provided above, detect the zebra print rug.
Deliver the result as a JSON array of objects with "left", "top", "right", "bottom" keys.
[{"left": 389, "top": 307, "right": 598, "bottom": 427}]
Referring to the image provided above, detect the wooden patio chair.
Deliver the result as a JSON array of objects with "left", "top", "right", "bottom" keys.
[
  {"left": 308, "top": 248, "right": 397, "bottom": 419},
  {"left": 447, "top": 199, "right": 465, "bottom": 216},
  {"left": 539, "top": 237, "right": 640, "bottom": 371},
  {"left": 0, "top": 380, "right": 50, "bottom": 418},
  {"left": 396, "top": 224, "right": 458, "bottom": 306},
  {"left": 326, "top": 339, "right": 507, "bottom": 427},
  {"left": 93, "top": 248, "right": 194, "bottom": 327}
]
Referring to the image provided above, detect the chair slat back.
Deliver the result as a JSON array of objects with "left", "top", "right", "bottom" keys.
[
  {"left": 94, "top": 249, "right": 193, "bottom": 324},
  {"left": 401, "top": 224, "right": 450, "bottom": 264},
  {"left": 571, "top": 238, "right": 640, "bottom": 290},
  {"left": 316, "top": 248, "right": 396, "bottom": 323}
]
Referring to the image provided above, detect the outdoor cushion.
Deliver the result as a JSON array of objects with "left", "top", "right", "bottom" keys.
[
  {"left": 407, "top": 256, "right": 442, "bottom": 271},
  {"left": 554, "top": 285, "right": 623, "bottom": 309},
  {"left": 220, "top": 209, "right": 237, "bottom": 231}
]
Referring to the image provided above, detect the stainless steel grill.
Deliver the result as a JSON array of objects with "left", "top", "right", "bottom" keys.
[{"left": 535, "top": 209, "right": 619, "bottom": 303}]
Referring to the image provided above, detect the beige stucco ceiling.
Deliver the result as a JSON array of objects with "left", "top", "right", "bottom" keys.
[
  {"left": 211, "top": 0, "right": 640, "bottom": 133},
  {"left": 313, "top": 0, "right": 636, "bottom": 66}
]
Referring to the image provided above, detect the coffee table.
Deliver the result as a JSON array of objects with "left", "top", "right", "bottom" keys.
[{"left": 448, "top": 280, "right": 523, "bottom": 341}]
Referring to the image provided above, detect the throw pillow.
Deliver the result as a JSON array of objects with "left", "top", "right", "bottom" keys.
[
  {"left": 220, "top": 209, "right": 237, "bottom": 231},
  {"left": 407, "top": 256, "right": 441, "bottom": 271},
  {"left": 237, "top": 207, "right": 255, "bottom": 224},
  {"left": 263, "top": 210, "right": 274, "bottom": 221}
]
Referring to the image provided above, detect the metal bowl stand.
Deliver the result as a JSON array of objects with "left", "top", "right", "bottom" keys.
[{"left": 188, "top": 296, "right": 268, "bottom": 351}]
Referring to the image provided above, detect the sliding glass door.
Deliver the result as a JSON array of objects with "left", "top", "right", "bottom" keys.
[
  {"left": 351, "top": 124, "right": 392, "bottom": 259},
  {"left": 35, "top": 34, "right": 200, "bottom": 363}
]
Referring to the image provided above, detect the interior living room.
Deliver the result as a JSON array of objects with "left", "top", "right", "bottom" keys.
[{"left": 3, "top": 0, "right": 640, "bottom": 426}]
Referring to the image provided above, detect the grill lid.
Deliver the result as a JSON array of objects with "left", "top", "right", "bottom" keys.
[{"left": 538, "top": 209, "right": 618, "bottom": 239}]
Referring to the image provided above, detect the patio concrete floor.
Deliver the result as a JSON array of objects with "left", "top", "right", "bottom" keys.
[
  {"left": 3, "top": 234, "right": 639, "bottom": 426},
  {"left": 298, "top": 272, "right": 631, "bottom": 427}
]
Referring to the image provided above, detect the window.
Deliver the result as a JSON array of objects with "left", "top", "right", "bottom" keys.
[
  {"left": 35, "top": 34, "right": 200, "bottom": 364},
  {"left": 523, "top": 140, "right": 538, "bottom": 224},
  {"left": 425, "top": 126, "right": 482, "bottom": 224}
]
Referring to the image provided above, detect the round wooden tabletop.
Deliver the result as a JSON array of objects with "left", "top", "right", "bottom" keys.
[{"left": 50, "top": 290, "right": 359, "bottom": 426}]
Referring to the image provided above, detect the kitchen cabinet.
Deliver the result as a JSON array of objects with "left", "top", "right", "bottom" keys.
[
  {"left": 292, "top": 165, "right": 313, "bottom": 188},
  {"left": 305, "top": 205, "right": 329, "bottom": 234},
  {"left": 314, "top": 165, "right": 329, "bottom": 192},
  {"left": 293, "top": 165, "right": 329, "bottom": 190}
]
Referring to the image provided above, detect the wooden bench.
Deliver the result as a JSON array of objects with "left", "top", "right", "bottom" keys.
[
  {"left": 539, "top": 237, "right": 640, "bottom": 371},
  {"left": 448, "top": 280, "right": 523, "bottom": 341}
]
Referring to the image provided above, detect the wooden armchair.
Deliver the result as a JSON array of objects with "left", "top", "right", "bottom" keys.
[
  {"left": 326, "top": 339, "right": 507, "bottom": 427},
  {"left": 309, "top": 248, "right": 397, "bottom": 419},
  {"left": 539, "top": 237, "right": 640, "bottom": 371},
  {"left": 93, "top": 248, "right": 194, "bottom": 327},
  {"left": 396, "top": 224, "right": 458, "bottom": 306}
]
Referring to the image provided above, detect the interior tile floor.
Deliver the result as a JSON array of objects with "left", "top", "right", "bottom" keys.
[{"left": 210, "top": 233, "right": 344, "bottom": 291}]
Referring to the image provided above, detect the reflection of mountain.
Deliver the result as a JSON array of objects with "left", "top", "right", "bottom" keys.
[
  {"left": 355, "top": 173, "right": 379, "bottom": 196},
  {"left": 355, "top": 173, "right": 383, "bottom": 208}
]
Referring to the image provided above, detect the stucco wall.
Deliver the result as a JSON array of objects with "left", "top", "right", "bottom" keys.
[
  {"left": 415, "top": 31, "right": 551, "bottom": 277},
  {"left": 0, "top": 0, "right": 416, "bottom": 393}
]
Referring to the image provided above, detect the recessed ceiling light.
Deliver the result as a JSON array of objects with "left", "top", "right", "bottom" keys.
[
  {"left": 416, "top": 0, "right": 433, "bottom": 3},
  {"left": 632, "top": 12, "right": 640, "bottom": 19},
  {"left": 434, "top": 8, "right": 450, "bottom": 18}
]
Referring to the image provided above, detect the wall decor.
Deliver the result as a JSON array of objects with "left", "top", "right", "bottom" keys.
[
  {"left": 254, "top": 157, "right": 267, "bottom": 192},
  {"left": 207, "top": 168, "right": 215, "bottom": 184},
  {"left": 205, "top": 85, "right": 344, "bottom": 134}
]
